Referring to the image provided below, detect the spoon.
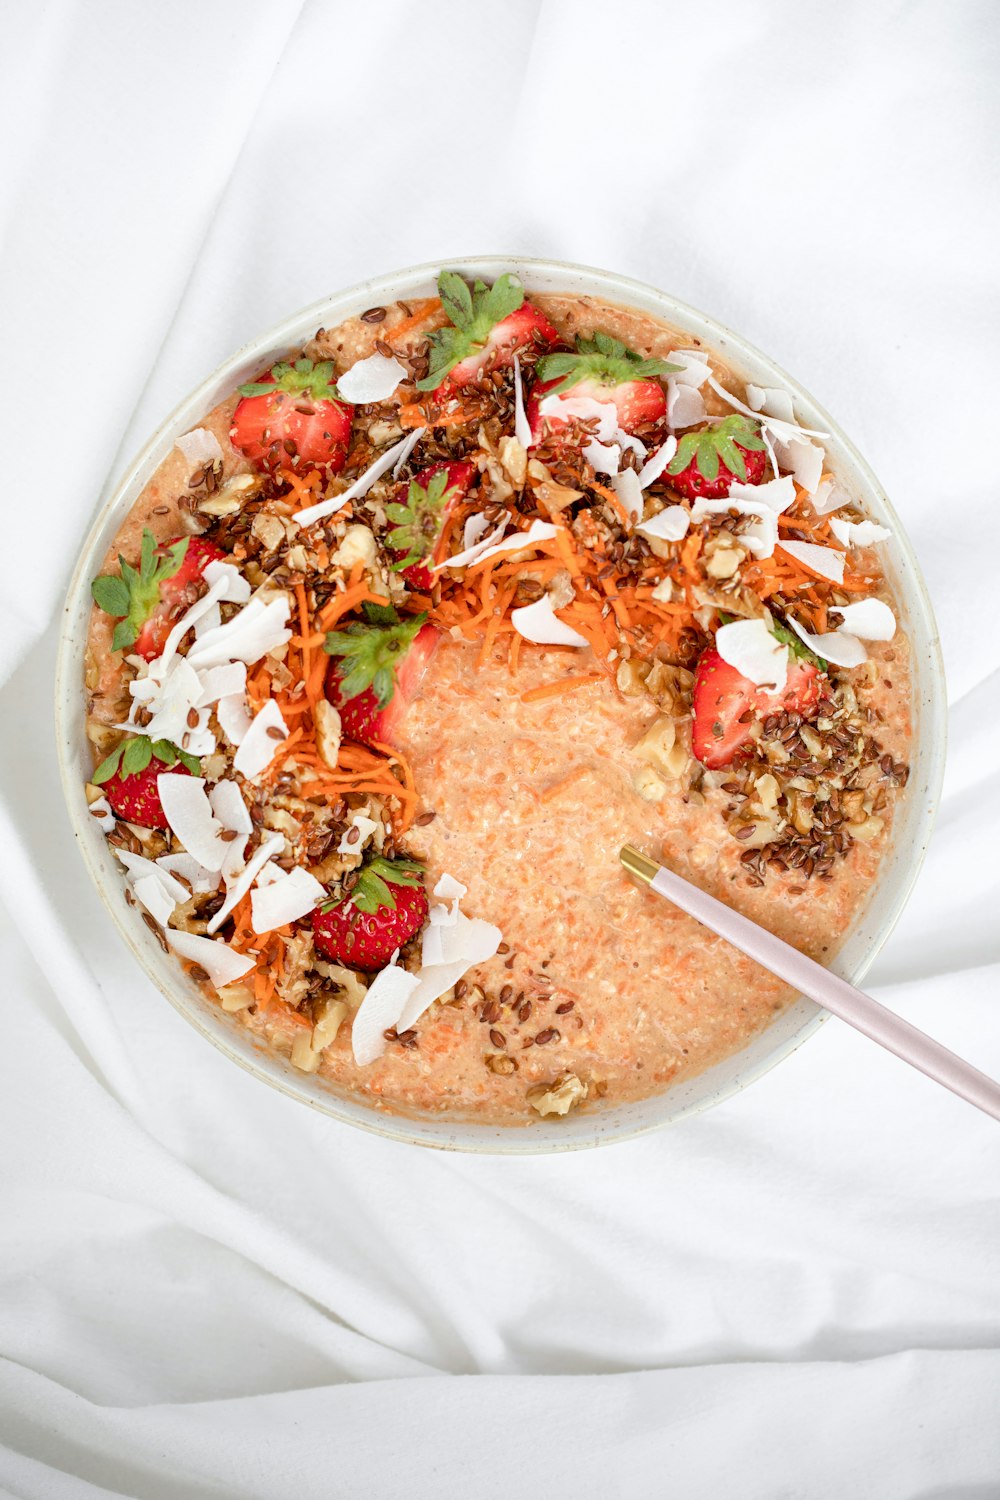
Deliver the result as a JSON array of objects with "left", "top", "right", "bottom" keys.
[{"left": 620, "top": 845, "right": 1000, "bottom": 1122}]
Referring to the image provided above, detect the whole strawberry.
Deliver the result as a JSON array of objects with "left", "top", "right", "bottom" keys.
[
  {"left": 529, "top": 332, "right": 681, "bottom": 438},
  {"left": 386, "top": 460, "right": 476, "bottom": 589},
  {"left": 416, "top": 270, "right": 559, "bottom": 394},
  {"left": 93, "top": 736, "right": 199, "bottom": 828},
  {"left": 311, "top": 856, "right": 428, "bottom": 970},
  {"left": 665, "top": 415, "right": 768, "bottom": 500},
  {"left": 324, "top": 603, "right": 438, "bottom": 746},
  {"left": 91, "top": 529, "right": 225, "bottom": 661},
  {"left": 230, "top": 358, "right": 352, "bottom": 474}
]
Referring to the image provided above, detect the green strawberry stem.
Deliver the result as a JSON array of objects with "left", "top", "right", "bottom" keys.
[
  {"left": 321, "top": 855, "right": 425, "bottom": 915},
  {"left": 93, "top": 735, "right": 200, "bottom": 785},
  {"left": 90, "top": 529, "right": 190, "bottom": 653},
  {"left": 415, "top": 271, "right": 525, "bottom": 391},
  {"left": 323, "top": 603, "right": 428, "bottom": 708},
  {"left": 239, "top": 358, "right": 342, "bottom": 402},
  {"left": 537, "top": 331, "right": 683, "bottom": 394},
  {"left": 666, "top": 414, "right": 766, "bottom": 483},
  {"left": 385, "top": 471, "right": 459, "bottom": 571}
]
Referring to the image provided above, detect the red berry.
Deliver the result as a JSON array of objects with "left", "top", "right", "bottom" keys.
[
  {"left": 386, "top": 461, "right": 476, "bottom": 589},
  {"left": 134, "top": 536, "right": 226, "bottom": 662},
  {"left": 327, "top": 617, "right": 439, "bottom": 748},
  {"left": 103, "top": 759, "right": 192, "bottom": 830},
  {"left": 311, "top": 870, "right": 428, "bottom": 971},
  {"left": 230, "top": 358, "right": 352, "bottom": 475},
  {"left": 691, "top": 646, "right": 821, "bottom": 770}
]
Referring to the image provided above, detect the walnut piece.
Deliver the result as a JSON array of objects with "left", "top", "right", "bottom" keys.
[{"left": 527, "top": 1073, "right": 588, "bottom": 1117}]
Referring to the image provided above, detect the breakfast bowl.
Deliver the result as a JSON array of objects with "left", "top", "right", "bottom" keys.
[{"left": 55, "top": 256, "right": 946, "bottom": 1152}]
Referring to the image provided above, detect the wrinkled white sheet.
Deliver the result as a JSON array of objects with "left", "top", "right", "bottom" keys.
[{"left": 1, "top": 2, "right": 998, "bottom": 1495}]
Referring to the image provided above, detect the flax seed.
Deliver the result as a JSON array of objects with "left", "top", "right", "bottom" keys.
[{"left": 535, "top": 1028, "right": 559, "bottom": 1046}]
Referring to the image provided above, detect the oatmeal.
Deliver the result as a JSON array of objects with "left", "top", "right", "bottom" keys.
[{"left": 82, "top": 267, "right": 911, "bottom": 1124}]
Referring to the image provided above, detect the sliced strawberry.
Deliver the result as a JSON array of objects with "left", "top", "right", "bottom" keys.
[
  {"left": 311, "top": 856, "right": 428, "bottom": 971},
  {"left": 230, "top": 358, "right": 352, "bottom": 475},
  {"left": 93, "top": 736, "right": 198, "bottom": 829},
  {"left": 665, "top": 415, "right": 768, "bottom": 500},
  {"left": 91, "top": 529, "right": 225, "bottom": 662},
  {"left": 386, "top": 460, "right": 476, "bottom": 589},
  {"left": 691, "top": 645, "right": 821, "bottom": 770},
  {"left": 528, "top": 332, "right": 680, "bottom": 440},
  {"left": 324, "top": 604, "right": 438, "bottom": 747},
  {"left": 416, "top": 271, "right": 559, "bottom": 394}
]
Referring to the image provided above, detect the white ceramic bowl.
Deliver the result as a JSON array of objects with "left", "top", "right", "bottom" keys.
[{"left": 55, "top": 256, "right": 946, "bottom": 1152}]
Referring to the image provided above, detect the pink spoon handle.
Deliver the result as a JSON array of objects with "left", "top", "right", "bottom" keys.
[{"left": 621, "top": 846, "right": 1000, "bottom": 1123}]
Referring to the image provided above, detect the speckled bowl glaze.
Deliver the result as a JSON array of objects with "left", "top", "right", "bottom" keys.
[{"left": 55, "top": 257, "right": 946, "bottom": 1152}]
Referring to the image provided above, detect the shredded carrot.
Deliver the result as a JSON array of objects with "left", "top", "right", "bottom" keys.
[
  {"left": 520, "top": 673, "right": 603, "bottom": 704},
  {"left": 540, "top": 764, "right": 596, "bottom": 802}
]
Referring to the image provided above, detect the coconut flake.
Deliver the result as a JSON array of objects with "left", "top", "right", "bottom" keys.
[
  {"left": 397, "top": 913, "right": 503, "bottom": 1032},
  {"left": 165, "top": 929, "right": 256, "bottom": 988},
  {"left": 216, "top": 694, "right": 254, "bottom": 747},
  {"left": 583, "top": 439, "right": 622, "bottom": 476},
  {"left": 251, "top": 866, "right": 326, "bottom": 934},
  {"left": 295, "top": 434, "right": 416, "bottom": 525},
  {"left": 131, "top": 873, "right": 178, "bottom": 927},
  {"left": 775, "top": 434, "right": 825, "bottom": 495},
  {"left": 186, "top": 595, "right": 292, "bottom": 671},
  {"left": 209, "top": 778, "right": 253, "bottom": 834},
  {"left": 830, "top": 516, "right": 892, "bottom": 548},
  {"left": 128, "top": 658, "right": 210, "bottom": 752},
  {"left": 206, "top": 833, "right": 284, "bottom": 935},
  {"left": 746, "top": 384, "right": 796, "bottom": 424},
  {"left": 336, "top": 814, "right": 379, "bottom": 855},
  {"left": 176, "top": 428, "right": 224, "bottom": 467},
  {"left": 337, "top": 352, "right": 407, "bottom": 404},
  {"left": 777, "top": 539, "right": 846, "bottom": 583},
  {"left": 87, "top": 795, "right": 115, "bottom": 832},
  {"left": 637, "top": 506, "right": 690, "bottom": 543},
  {"left": 116, "top": 849, "right": 192, "bottom": 905},
  {"left": 513, "top": 354, "right": 532, "bottom": 449},
  {"left": 666, "top": 382, "right": 707, "bottom": 430},
  {"left": 510, "top": 595, "right": 589, "bottom": 648},
  {"left": 201, "top": 560, "right": 252, "bottom": 603},
  {"left": 233, "top": 699, "right": 289, "bottom": 781},
  {"left": 829, "top": 598, "right": 897, "bottom": 640},
  {"left": 351, "top": 958, "right": 421, "bottom": 1066},
  {"left": 537, "top": 394, "right": 619, "bottom": 444},
  {"left": 810, "top": 479, "right": 848, "bottom": 516},
  {"left": 194, "top": 662, "right": 247, "bottom": 708},
  {"left": 472, "top": 520, "right": 558, "bottom": 566},
  {"left": 665, "top": 350, "right": 710, "bottom": 388},
  {"left": 157, "top": 776, "right": 228, "bottom": 872},
  {"left": 391, "top": 425, "right": 426, "bottom": 478},
  {"left": 729, "top": 475, "right": 797, "bottom": 513},
  {"left": 691, "top": 497, "right": 778, "bottom": 560},
  {"left": 434, "top": 873, "right": 468, "bottom": 903},
  {"left": 156, "top": 853, "right": 220, "bottom": 894},
  {"left": 435, "top": 514, "right": 506, "bottom": 571},
  {"left": 636, "top": 436, "right": 678, "bottom": 490},
  {"left": 612, "top": 468, "right": 644, "bottom": 525},
  {"left": 786, "top": 614, "right": 868, "bottom": 668},
  {"left": 716, "top": 618, "right": 788, "bottom": 691}
]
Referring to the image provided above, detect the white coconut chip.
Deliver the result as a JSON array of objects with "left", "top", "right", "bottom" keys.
[
  {"left": 336, "top": 351, "right": 408, "bottom": 404},
  {"left": 777, "top": 539, "right": 846, "bottom": 584},
  {"left": 636, "top": 436, "right": 678, "bottom": 490},
  {"left": 127, "top": 658, "right": 209, "bottom": 752},
  {"left": 471, "top": 519, "right": 558, "bottom": 566},
  {"left": 201, "top": 560, "right": 252, "bottom": 603},
  {"left": 209, "top": 778, "right": 253, "bottom": 834},
  {"left": 707, "top": 375, "right": 828, "bottom": 491},
  {"left": 147, "top": 575, "right": 233, "bottom": 679},
  {"left": 828, "top": 598, "right": 897, "bottom": 640},
  {"left": 716, "top": 619, "right": 788, "bottom": 692},
  {"left": 206, "top": 833, "right": 284, "bottom": 935},
  {"left": 690, "top": 497, "right": 778, "bottom": 559},
  {"left": 233, "top": 699, "right": 289, "bottom": 781},
  {"left": 351, "top": 957, "right": 421, "bottom": 1066},
  {"left": 830, "top": 517, "right": 892, "bottom": 548},
  {"left": 510, "top": 595, "right": 589, "bottom": 648},
  {"left": 665, "top": 350, "right": 710, "bottom": 387},
  {"left": 295, "top": 433, "right": 417, "bottom": 525},
  {"left": 513, "top": 354, "right": 532, "bottom": 449},
  {"left": 775, "top": 434, "right": 825, "bottom": 495},
  {"left": 115, "top": 849, "right": 192, "bottom": 905},
  {"left": 786, "top": 614, "right": 868, "bottom": 669},
  {"left": 175, "top": 427, "right": 224, "bottom": 467},
  {"left": 537, "top": 394, "right": 619, "bottom": 444},
  {"left": 810, "top": 479, "right": 849, "bottom": 516},
  {"left": 746, "top": 384, "right": 796, "bottom": 424},
  {"left": 666, "top": 382, "right": 707, "bottom": 430},
  {"left": 186, "top": 595, "right": 292, "bottom": 671},
  {"left": 396, "top": 911, "right": 503, "bottom": 1032},
  {"left": 434, "top": 514, "right": 506, "bottom": 572},
  {"left": 612, "top": 468, "right": 644, "bottom": 525},
  {"left": 165, "top": 929, "right": 256, "bottom": 988},
  {"left": 194, "top": 661, "right": 247, "bottom": 708},
  {"left": 131, "top": 873, "right": 178, "bottom": 928},
  {"left": 336, "top": 814, "right": 379, "bottom": 855},
  {"left": 216, "top": 694, "right": 254, "bottom": 747},
  {"left": 250, "top": 866, "right": 326, "bottom": 935},
  {"left": 87, "top": 795, "right": 115, "bottom": 833},
  {"left": 636, "top": 505, "right": 691, "bottom": 544},
  {"left": 156, "top": 852, "right": 220, "bottom": 894},
  {"left": 195, "top": 603, "right": 221, "bottom": 638},
  {"left": 391, "top": 425, "right": 426, "bottom": 478},
  {"left": 434, "top": 873, "right": 467, "bottom": 903},
  {"left": 583, "top": 439, "right": 622, "bottom": 476},
  {"left": 729, "top": 475, "right": 797, "bottom": 513},
  {"left": 220, "top": 834, "right": 249, "bottom": 882},
  {"left": 157, "top": 776, "right": 229, "bottom": 873}
]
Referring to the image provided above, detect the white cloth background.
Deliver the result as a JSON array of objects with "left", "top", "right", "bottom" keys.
[{"left": 1, "top": 2, "right": 998, "bottom": 1495}]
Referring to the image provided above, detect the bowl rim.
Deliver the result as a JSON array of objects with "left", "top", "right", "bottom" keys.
[{"left": 55, "top": 253, "right": 947, "bottom": 1153}]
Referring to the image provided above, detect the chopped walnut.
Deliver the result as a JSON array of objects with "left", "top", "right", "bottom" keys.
[
  {"left": 314, "top": 698, "right": 342, "bottom": 770},
  {"left": 527, "top": 1073, "right": 588, "bottom": 1116}
]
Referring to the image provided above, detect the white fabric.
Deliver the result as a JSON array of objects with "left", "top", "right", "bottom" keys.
[{"left": 2, "top": 2, "right": 999, "bottom": 1496}]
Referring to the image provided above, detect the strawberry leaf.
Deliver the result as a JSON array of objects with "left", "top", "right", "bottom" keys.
[
  {"left": 388, "top": 470, "right": 458, "bottom": 571},
  {"left": 415, "top": 271, "right": 525, "bottom": 391},
  {"left": 92, "top": 734, "right": 200, "bottom": 786},
  {"left": 239, "top": 358, "right": 342, "bottom": 402},
  {"left": 91, "top": 529, "right": 191, "bottom": 654},
  {"left": 323, "top": 854, "right": 426, "bottom": 915},
  {"left": 323, "top": 609, "right": 428, "bottom": 709},
  {"left": 122, "top": 737, "right": 153, "bottom": 776},
  {"left": 536, "top": 332, "right": 683, "bottom": 396},
  {"left": 666, "top": 415, "right": 766, "bottom": 483}
]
